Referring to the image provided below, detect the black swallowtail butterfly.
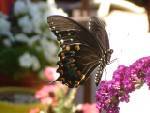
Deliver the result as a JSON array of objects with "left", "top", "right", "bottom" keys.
[{"left": 47, "top": 16, "right": 113, "bottom": 88}]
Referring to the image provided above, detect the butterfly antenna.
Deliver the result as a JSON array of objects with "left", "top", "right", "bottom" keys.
[{"left": 108, "top": 58, "right": 118, "bottom": 65}]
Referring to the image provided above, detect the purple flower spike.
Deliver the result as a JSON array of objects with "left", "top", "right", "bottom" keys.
[{"left": 96, "top": 56, "right": 150, "bottom": 113}]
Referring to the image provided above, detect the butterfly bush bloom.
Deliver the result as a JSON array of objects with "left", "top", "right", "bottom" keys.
[{"left": 96, "top": 56, "right": 150, "bottom": 113}]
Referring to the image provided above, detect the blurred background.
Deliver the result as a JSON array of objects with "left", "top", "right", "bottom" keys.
[{"left": 0, "top": 0, "right": 150, "bottom": 113}]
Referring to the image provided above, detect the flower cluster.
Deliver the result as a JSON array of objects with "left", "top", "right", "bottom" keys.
[
  {"left": 96, "top": 56, "right": 150, "bottom": 113},
  {"left": 0, "top": 0, "right": 67, "bottom": 80},
  {"left": 31, "top": 67, "right": 100, "bottom": 113},
  {"left": 33, "top": 67, "right": 76, "bottom": 113}
]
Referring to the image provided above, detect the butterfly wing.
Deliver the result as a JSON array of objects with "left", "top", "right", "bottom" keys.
[
  {"left": 47, "top": 16, "right": 112, "bottom": 87},
  {"left": 89, "top": 17, "right": 113, "bottom": 85},
  {"left": 47, "top": 16, "right": 102, "bottom": 54}
]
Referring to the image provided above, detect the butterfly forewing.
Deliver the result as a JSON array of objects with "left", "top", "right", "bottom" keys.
[{"left": 47, "top": 16, "right": 102, "bottom": 53}]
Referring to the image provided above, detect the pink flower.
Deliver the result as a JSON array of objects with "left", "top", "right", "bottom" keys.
[
  {"left": 29, "top": 107, "right": 40, "bottom": 113},
  {"left": 35, "top": 85, "right": 56, "bottom": 104},
  {"left": 35, "top": 67, "right": 69, "bottom": 106},
  {"left": 76, "top": 103, "right": 99, "bottom": 113},
  {"left": 35, "top": 83, "right": 68, "bottom": 106},
  {"left": 35, "top": 85, "right": 55, "bottom": 99},
  {"left": 44, "top": 67, "right": 60, "bottom": 81},
  {"left": 40, "top": 97, "right": 52, "bottom": 104}
]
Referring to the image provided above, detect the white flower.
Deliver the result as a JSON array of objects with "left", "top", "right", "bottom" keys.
[
  {"left": 31, "top": 56, "right": 41, "bottom": 71},
  {"left": 15, "top": 33, "right": 29, "bottom": 43},
  {"left": 32, "top": 17, "right": 45, "bottom": 33},
  {"left": 19, "top": 52, "right": 41, "bottom": 71},
  {"left": 28, "top": 0, "right": 67, "bottom": 34},
  {"left": 3, "top": 39, "right": 12, "bottom": 47},
  {"left": 28, "top": 3, "right": 40, "bottom": 18},
  {"left": 40, "top": 39, "right": 58, "bottom": 63},
  {"left": 29, "top": 2, "right": 47, "bottom": 18},
  {"left": 14, "top": 0, "right": 28, "bottom": 16},
  {"left": 18, "top": 16, "right": 33, "bottom": 33},
  {"left": 29, "top": 2, "right": 47, "bottom": 33},
  {"left": 28, "top": 35, "right": 41, "bottom": 46},
  {"left": 19, "top": 52, "right": 32, "bottom": 68},
  {"left": 0, "top": 16, "right": 11, "bottom": 35},
  {"left": 36, "top": 2, "right": 47, "bottom": 13}
]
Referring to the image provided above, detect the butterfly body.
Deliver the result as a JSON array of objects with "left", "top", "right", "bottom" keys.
[{"left": 47, "top": 16, "right": 113, "bottom": 88}]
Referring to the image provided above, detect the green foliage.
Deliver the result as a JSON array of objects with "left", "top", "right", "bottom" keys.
[{"left": 0, "top": 47, "right": 21, "bottom": 76}]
